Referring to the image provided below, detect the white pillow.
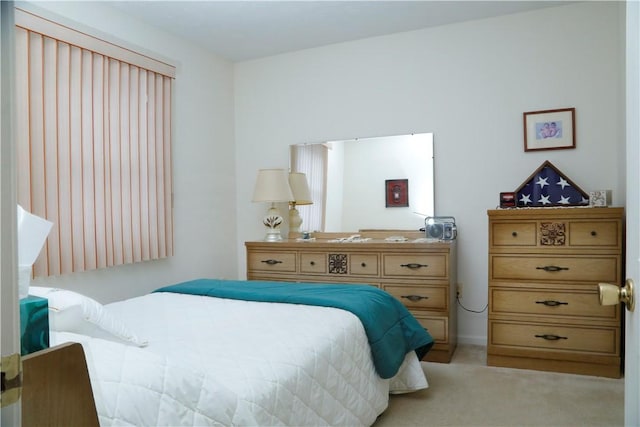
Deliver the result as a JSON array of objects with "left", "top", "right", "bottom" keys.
[{"left": 29, "top": 286, "right": 148, "bottom": 347}]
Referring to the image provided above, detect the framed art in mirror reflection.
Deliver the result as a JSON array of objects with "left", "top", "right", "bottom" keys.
[{"left": 385, "top": 179, "right": 409, "bottom": 208}]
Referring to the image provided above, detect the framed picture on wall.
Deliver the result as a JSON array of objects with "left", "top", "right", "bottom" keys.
[
  {"left": 385, "top": 179, "right": 409, "bottom": 207},
  {"left": 523, "top": 107, "right": 576, "bottom": 152}
]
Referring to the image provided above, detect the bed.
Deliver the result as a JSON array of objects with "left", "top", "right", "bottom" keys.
[{"left": 30, "top": 279, "right": 433, "bottom": 426}]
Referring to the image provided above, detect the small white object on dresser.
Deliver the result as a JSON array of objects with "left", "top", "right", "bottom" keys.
[{"left": 589, "top": 190, "right": 612, "bottom": 207}]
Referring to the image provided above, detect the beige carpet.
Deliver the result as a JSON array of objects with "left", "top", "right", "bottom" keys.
[{"left": 374, "top": 345, "right": 624, "bottom": 427}]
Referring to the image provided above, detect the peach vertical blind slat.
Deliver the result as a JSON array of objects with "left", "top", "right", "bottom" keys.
[
  {"left": 57, "top": 41, "right": 73, "bottom": 274},
  {"left": 15, "top": 9, "right": 174, "bottom": 277},
  {"left": 69, "top": 44, "right": 85, "bottom": 273},
  {"left": 129, "top": 67, "right": 142, "bottom": 264},
  {"left": 92, "top": 54, "right": 107, "bottom": 270},
  {"left": 290, "top": 144, "right": 328, "bottom": 233},
  {"left": 163, "top": 77, "right": 173, "bottom": 257}
]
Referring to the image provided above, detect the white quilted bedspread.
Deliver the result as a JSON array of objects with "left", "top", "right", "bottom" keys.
[{"left": 52, "top": 292, "right": 428, "bottom": 426}]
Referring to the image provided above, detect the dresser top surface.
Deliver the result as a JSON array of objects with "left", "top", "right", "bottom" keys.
[
  {"left": 247, "top": 229, "right": 456, "bottom": 249},
  {"left": 488, "top": 206, "right": 624, "bottom": 219},
  {"left": 245, "top": 239, "right": 456, "bottom": 250}
]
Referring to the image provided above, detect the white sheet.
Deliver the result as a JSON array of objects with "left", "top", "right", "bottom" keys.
[{"left": 53, "top": 292, "right": 428, "bottom": 426}]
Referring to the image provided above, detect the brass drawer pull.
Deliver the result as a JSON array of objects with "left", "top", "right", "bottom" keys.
[
  {"left": 535, "top": 334, "right": 568, "bottom": 341},
  {"left": 400, "top": 263, "right": 428, "bottom": 269},
  {"left": 261, "top": 259, "right": 282, "bottom": 265},
  {"left": 536, "top": 265, "right": 569, "bottom": 272},
  {"left": 401, "top": 295, "right": 429, "bottom": 302},
  {"left": 536, "top": 300, "right": 568, "bottom": 307}
]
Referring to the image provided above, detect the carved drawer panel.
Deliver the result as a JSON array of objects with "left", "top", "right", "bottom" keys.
[
  {"left": 490, "top": 288, "right": 618, "bottom": 320},
  {"left": 247, "top": 251, "right": 296, "bottom": 272},
  {"left": 349, "top": 254, "right": 378, "bottom": 276},
  {"left": 490, "top": 255, "right": 618, "bottom": 283},
  {"left": 538, "top": 222, "right": 567, "bottom": 246},
  {"left": 328, "top": 253, "right": 349, "bottom": 274},
  {"left": 383, "top": 284, "right": 447, "bottom": 311},
  {"left": 489, "top": 321, "right": 619, "bottom": 355},
  {"left": 300, "top": 253, "right": 327, "bottom": 274},
  {"left": 382, "top": 254, "right": 447, "bottom": 278}
]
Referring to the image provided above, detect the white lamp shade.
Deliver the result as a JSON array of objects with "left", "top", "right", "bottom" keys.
[
  {"left": 288, "top": 172, "right": 312, "bottom": 205},
  {"left": 17, "top": 205, "right": 53, "bottom": 266},
  {"left": 252, "top": 169, "right": 294, "bottom": 202}
]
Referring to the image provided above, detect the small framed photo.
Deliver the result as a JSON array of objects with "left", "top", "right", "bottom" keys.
[
  {"left": 589, "top": 190, "right": 611, "bottom": 207},
  {"left": 385, "top": 179, "right": 409, "bottom": 207},
  {"left": 500, "top": 192, "right": 516, "bottom": 208},
  {"left": 523, "top": 108, "right": 576, "bottom": 152}
]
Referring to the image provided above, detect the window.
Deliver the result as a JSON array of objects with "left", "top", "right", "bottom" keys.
[{"left": 15, "top": 7, "right": 175, "bottom": 276}]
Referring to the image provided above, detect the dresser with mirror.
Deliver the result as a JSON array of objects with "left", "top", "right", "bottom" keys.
[{"left": 246, "top": 132, "right": 458, "bottom": 362}]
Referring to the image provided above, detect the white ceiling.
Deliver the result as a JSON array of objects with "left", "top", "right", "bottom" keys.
[{"left": 108, "top": 1, "right": 574, "bottom": 62}]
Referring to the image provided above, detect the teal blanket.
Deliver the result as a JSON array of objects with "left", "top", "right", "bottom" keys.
[{"left": 154, "top": 279, "right": 433, "bottom": 379}]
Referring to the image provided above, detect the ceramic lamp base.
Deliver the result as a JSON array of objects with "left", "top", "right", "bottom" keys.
[
  {"left": 288, "top": 205, "right": 303, "bottom": 239},
  {"left": 262, "top": 205, "right": 284, "bottom": 241}
]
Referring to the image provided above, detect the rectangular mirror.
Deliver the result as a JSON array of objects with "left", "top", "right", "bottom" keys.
[{"left": 290, "top": 133, "right": 434, "bottom": 232}]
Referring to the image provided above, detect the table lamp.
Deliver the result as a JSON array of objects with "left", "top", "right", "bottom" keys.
[
  {"left": 288, "top": 172, "right": 312, "bottom": 239},
  {"left": 252, "top": 169, "right": 294, "bottom": 241}
]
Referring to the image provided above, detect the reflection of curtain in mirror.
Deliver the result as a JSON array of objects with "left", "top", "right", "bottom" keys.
[{"left": 290, "top": 144, "right": 327, "bottom": 232}]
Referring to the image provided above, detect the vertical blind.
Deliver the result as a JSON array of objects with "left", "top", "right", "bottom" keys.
[
  {"left": 15, "top": 8, "right": 175, "bottom": 277},
  {"left": 290, "top": 144, "right": 327, "bottom": 232}
]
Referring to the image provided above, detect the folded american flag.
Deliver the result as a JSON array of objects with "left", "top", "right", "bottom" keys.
[{"left": 516, "top": 160, "right": 589, "bottom": 207}]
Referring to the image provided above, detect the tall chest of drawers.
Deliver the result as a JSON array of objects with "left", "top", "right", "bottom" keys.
[
  {"left": 487, "top": 207, "right": 624, "bottom": 378},
  {"left": 245, "top": 236, "right": 457, "bottom": 363}
]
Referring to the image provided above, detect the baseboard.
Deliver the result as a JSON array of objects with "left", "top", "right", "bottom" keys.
[{"left": 457, "top": 334, "right": 487, "bottom": 346}]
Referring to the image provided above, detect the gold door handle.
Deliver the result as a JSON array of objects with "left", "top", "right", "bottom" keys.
[{"left": 598, "top": 279, "right": 635, "bottom": 312}]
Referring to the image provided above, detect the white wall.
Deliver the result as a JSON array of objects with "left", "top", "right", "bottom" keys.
[
  {"left": 24, "top": 2, "right": 238, "bottom": 303},
  {"left": 234, "top": 2, "right": 625, "bottom": 344}
]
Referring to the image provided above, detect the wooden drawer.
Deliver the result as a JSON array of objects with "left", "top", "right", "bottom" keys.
[
  {"left": 491, "top": 222, "right": 537, "bottom": 247},
  {"left": 490, "top": 255, "right": 618, "bottom": 283},
  {"left": 350, "top": 254, "right": 378, "bottom": 276},
  {"left": 247, "top": 251, "right": 296, "bottom": 273},
  {"left": 490, "top": 288, "right": 618, "bottom": 320},
  {"left": 382, "top": 254, "right": 447, "bottom": 278},
  {"left": 415, "top": 316, "right": 447, "bottom": 342},
  {"left": 300, "top": 253, "right": 326, "bottom": 274},
  {"left": 568, "top": 221, "right": 620, "bottom": 247},
  {"left": 384, "top": 285, "right": 447, "bottom": 311},
  {"left": 490, "top": 321, "right": 619, "bottom": 355}
]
